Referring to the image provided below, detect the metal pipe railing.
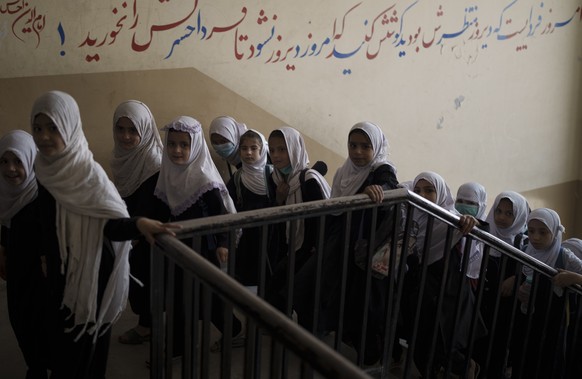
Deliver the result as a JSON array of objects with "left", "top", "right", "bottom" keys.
[
  {"left": 152, "top": 233, "right": 371, "bottom": 379},
  {"left": 171, "top": 187, "right": 578, "bottom": 290},
  {"left": 149, "top": 187, "right": 582, "bottom": 378}
]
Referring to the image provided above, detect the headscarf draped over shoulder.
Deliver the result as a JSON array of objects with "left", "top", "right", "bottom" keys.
[
  {"left": 110, "top": 100, "right": 162, "bottom": 197},
  {"left": 154, "top": 116, "right": 237, "bottom": 217},
  {"left": 523, "top": 208, "right": 564, "bottom": 277},
  {"left": 31, "top": 90, "right": 131, "bottom": 340},
  {"left": 209, "top": 116, "right": 247, "bottom": 166},
  {"left": 0, "top": 130, "right": 38, "bottom": 227},
  {"left": 331, "top": 121, "right": 396, "bottom": 197},
  {"left": 484, "top": 191, "right": 529, "bottom": 257}
]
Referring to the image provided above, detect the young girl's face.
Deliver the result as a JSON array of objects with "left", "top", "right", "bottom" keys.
[
  {"left": 32, "top": 113, "right": 66, "bottom": 157},
  {"left": 413, "top": 179, "right": 438, "bottom": 203},
  {"left": 348, "top": 131, "right": 374, "bottom": 167},
  {"left": 114, "top": 117, "right": 141, "bottom": 151},
  {"left": 0, "top": 151, "right": 26, "bottom": 186},
  {"left": 166, "top": 130, "right": 191, "bottom": 165},
  {"left": 527, "top": 219, "right": 553, "bottom": 250},
  {"left": 240, "top": 137, "right": 261, "bottom": 165},
  {"left": 494, "top": 198, "right": 515, "bottom": 229},
  {"left": 268, "top": 136, "right": 290, "bottom": 170}
]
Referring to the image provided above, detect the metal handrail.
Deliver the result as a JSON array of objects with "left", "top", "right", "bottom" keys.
[
  {"left": 153, "top": 233, "right": 371, "bottom": 379},
  {"left": 169, "top": 187, "right": 577, "bottom": 289},
  {"left": 150, "top": 186, "right": 582, "bottom": 378}
]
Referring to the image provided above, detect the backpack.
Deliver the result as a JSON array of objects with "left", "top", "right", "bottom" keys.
[{"left": 264, "top": 160, "right": 328, "bottom": 202}]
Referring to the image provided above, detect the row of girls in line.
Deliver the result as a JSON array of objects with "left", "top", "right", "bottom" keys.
[
  {"left": 2, "top": 91, "right": 582, "bottom": 378},
  {"left": 209, "top": 110, "right": 582, "bottom": 379},
  {"left": 404, "top": 177, "right": 582, "bottom": 378},
  {"left": 107, "top": 96, "right": 582, "bottom": 379},
  {"left": 0, "top": 92, "right": 181, "bottom": 379},
  {"left": 0, "top": 91, "right": 397, "bottom": 376}
]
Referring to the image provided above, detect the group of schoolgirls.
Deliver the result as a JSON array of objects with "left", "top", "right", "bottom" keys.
[
  {"left": 0, "top": 92, "right": 179, "bottom": 379},
  {"left": 2, "top": 90, "right": 582, "bottom": 379},
  {"left": 402, "top": 176, "right": 582, "bottom": 378},
  {"left": 0, "top": 91, "right": 401, "bottom": 377}
]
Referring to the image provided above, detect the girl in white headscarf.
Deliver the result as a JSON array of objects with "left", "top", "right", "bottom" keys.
[
  {"left": 265, "top": 126, "right": 331, "bottom": 324},
  {"left": 294, "top": 121, "right": 399, "bottom": 364},
  {"left": 111, "top": 99, "right": 162, "bottom": 198},
  {"left": 31, "top": 91, "right": 178, "bottom": 378},
  {"left": 0, "top": 130, "right": 50, "bottom": 378},
  {"left": 474, "top": 190, "right": 530, "bottom": 378},
  {"left": 455, "top": 182, "right": 488, "bottom": 280},
  {"left": 268, "top": 126, "right": 330, "bottom": 254},
  {"left": 226, "top": 129, "right": 273, "bottom": 286},
  {"left": 407, "top": 171, "right": 482, "bottom": 378},
  {"left": 330, "top": 121, "right": 400, "bottom": 365},
  {"left": 512, "top": 208, "right": 582, "bottom": 378},
  {"left": 154, "top": 115, "right": 243, "bottom": 353},
  {"left": 209, "top": 115, "right": 247, "bottom": 181},
  {"left": 111, "top": 100, "right": 168, "bottom": 345}
]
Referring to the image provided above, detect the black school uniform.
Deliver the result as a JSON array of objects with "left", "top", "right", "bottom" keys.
[
  {"left": 226, "top": 176, "right": 273, "bottom": 286},
  {"left": 338, "top": 164, "right": 399, "bottom": 363},
  {"left": 265, "top": 176, "right": 328, "bottom": 312},
  {"left": 2, "top": 195, "right": 50, "bottom": 378},
  {"left": 38, "top": 185, "right": 143, "bottom": 379},
  {"left": 164, "top": 188, "right": 242, "bottom": 355},
  {"left": 122, "top": 172, "right": 169, "bottom": 328}
]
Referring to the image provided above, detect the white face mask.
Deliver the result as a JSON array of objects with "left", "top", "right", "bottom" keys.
[
  {"left": 212, "top": 142, "right": 236, "bottom": 158},
  {"left": 455, "top": 203, "right": 479, "bottom": 217}
]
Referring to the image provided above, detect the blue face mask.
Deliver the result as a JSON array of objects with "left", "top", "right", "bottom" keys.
[
  {"left": 455, "top": 203, "right": 479, "bottom": 217},
  {"left": 212, "top": 142, "right": 236, "bottom": 158},
  {"left": 279, "top": 165, "right": 292, "bottom": 175}
]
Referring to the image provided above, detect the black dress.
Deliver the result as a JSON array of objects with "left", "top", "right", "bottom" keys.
[
  {"left": 164, "top": 188, "right": 242, "bottom": 355},
  {"left": 2, "top": 195, "right": 50, "bottom": 379},
  {"left": 264, "top": 177, "right": 328, "bottom": 313},
  {"left": 226, "top": 177, "right": 273, "bottom": 286},
  {"left": 336, "top": 164, "right": 399, "bottom": 364},
  {"left": 122, "top": 172, "right": 169, "bottom": 328},
  {"left": 37, "top": 184, "right": 143, "bottom": 379},
  {"left": 293, "top": 163, "right": 398, "bottom": 361}
]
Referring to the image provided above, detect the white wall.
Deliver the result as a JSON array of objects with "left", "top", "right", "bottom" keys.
[{"left": 1, "top": 0, "right": 581, "bottom": 199}]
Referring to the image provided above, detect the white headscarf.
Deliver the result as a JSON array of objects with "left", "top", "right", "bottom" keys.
[
  {"left": 0, "top": 130, "right": 38, "bottom": 227},
  {"left": 154, "top": 116, "right": 237, "bottom": 217},
  {"left": 411, "top": 171, "right": 463, "bottom": 265},
  {"left": 331, "top": 121, "right": 396, "bottom": 197},
  {"left": 110, "top": 100, "right": 162, "bottom": 197},
  {"left": 31, "top": 90, "right": 131, "bottom": 340},
  {"left": 271, "top": 126, "right": 330, "bottom": 250},
  {"left": 455, "top": 182, "right": 488, "bottom": 219},
  {"left": 240, "top": 129, "right": 269, "bottom": 195},
  {"left": 209, "top": 116, "right": 247, "bottom": 166},
  {"left": 563, "top": 238, "right": 582, "bottom": 261},
  {"left": 523, "top": 208, "right": 565, "bottom": 278},
  {"left": 454, "top": 182, "right": 488, "bottom": 278},
  {"left": 485, "top": 191, "right": 529, "bottom": 258}
]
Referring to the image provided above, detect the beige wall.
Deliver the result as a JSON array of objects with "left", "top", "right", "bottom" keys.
[
  {"left": 0, "top": 68, "right": 344, "bottom": 183},
  {"left": 1, "top": 0, "right": 582, "bottom": 234}
]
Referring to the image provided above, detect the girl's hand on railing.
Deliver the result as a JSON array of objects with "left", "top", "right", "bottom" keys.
[
  {"left": 137, "top": 218, "right": 183, "bottom": 245},
  {"left": 500, "top": 276, "right": 515, "bottom": 297},
  {"left": 553, "top": 269, "right": 582, "bottom": 288},
  {"left": 458, "top": 215, "right": 479, "bottom": 235},
  {"left": 216, "top": 247, "right": 229, "bottom": 264},
  {"left": 363, "top": 184, "right": 384, "bottom": 203}
]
